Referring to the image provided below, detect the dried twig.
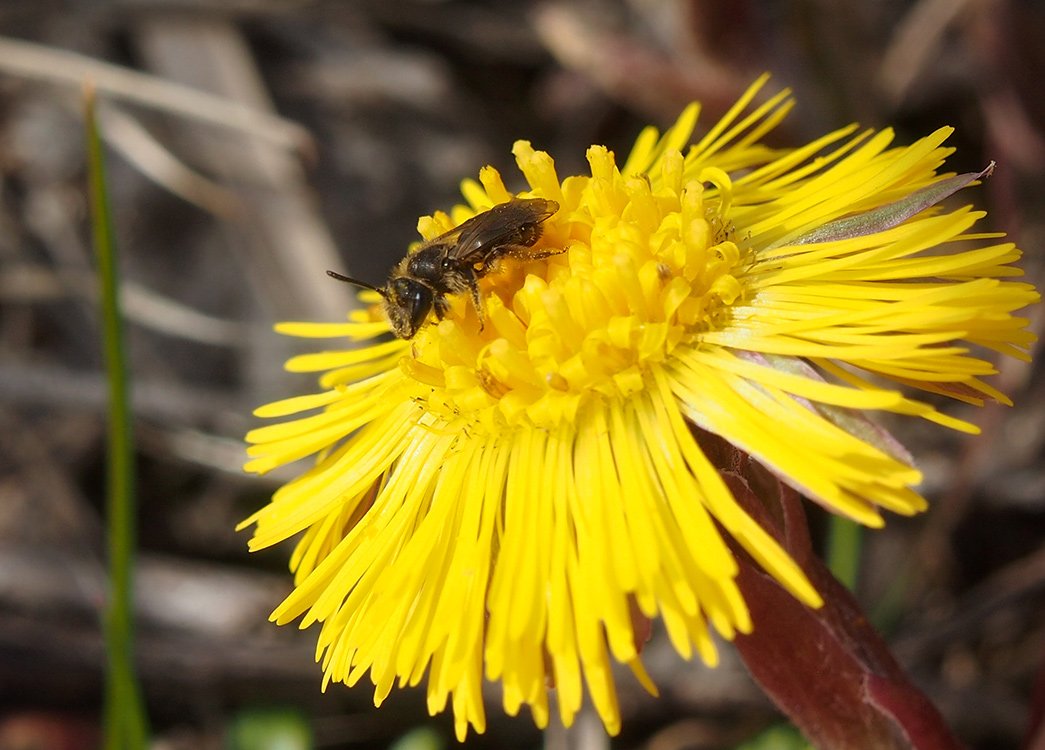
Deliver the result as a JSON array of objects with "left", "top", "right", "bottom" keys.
[
  {"left": 0, "top": 265, "right": 247, "bottom": 347},
  {"left": 877, "top": 0, "right": 975, "bottom": 103},
  {"left": 95, "top": 103, "right": 246, "bottom": 219},
  {"left": 0, "top": 35, "right": 313, "bottom": 156}
]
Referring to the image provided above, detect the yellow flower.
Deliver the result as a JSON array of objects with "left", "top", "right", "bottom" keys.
[{"left": 241, "top": 76, "right": 1038, "bottom": 739}]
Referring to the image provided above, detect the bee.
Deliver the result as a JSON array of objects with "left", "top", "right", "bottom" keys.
[{"left": 328, "top": 197, "right": 560, "bottom": 339}]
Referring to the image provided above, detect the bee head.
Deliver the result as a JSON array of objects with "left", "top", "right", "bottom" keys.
[
  {"left": 326, "top": 269, "right": 433, "bottom": 339},
  {"left": 387, "top": 277, "right": 434, "bottom": 339}
]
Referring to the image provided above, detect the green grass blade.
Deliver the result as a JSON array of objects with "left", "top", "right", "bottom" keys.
[
  {"left": 85, "top": 82, "right": 150, "bottom": 750},
  {"left": 825, "top": 514, "right": 862, "bottom": 591}
]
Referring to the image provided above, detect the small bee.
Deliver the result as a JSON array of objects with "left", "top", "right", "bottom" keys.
[{"left": 328, "top": 197, "right": 560, "bottom": 339}]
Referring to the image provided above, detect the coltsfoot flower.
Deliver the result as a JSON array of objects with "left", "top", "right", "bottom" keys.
[{"left": 242, "top": 76, "right": 1038, "bottom": 739}]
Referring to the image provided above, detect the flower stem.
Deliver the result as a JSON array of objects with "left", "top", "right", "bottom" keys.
[{"left": 86, "top": 82, "right": 149, "bottom": 750}]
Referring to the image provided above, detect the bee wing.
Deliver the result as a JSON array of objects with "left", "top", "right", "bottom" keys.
[{"left": 445, "top": 198, "right": 559, "bottom": 264}]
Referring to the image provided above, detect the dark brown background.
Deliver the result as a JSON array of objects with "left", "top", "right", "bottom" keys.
[{"left": 0, "top": 2, "right": 1042, "bottom": 748}]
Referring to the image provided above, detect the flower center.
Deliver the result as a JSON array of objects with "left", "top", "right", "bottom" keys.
[{"left": 401, "top": 147, "right": 745, "bottom": 430}]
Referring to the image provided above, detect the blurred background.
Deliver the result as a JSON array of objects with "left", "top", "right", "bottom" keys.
[{"left": 0, "top": 1, "right": 1042, "bottom": 749}]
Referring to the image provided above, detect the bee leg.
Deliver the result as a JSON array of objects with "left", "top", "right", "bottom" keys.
[
  {"left": 433, "top": 293, "right": 451, "bottom": 320},
  {"left": 469, "top": 282, "right": 485, "bottom": 331},
  {"left": 502, "top": 244, "right": 566, "bottom": 261}
]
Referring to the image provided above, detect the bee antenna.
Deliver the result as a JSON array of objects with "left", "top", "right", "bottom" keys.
[{"left": 326, "top": 269, "right": 387, "bottom": 298}]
